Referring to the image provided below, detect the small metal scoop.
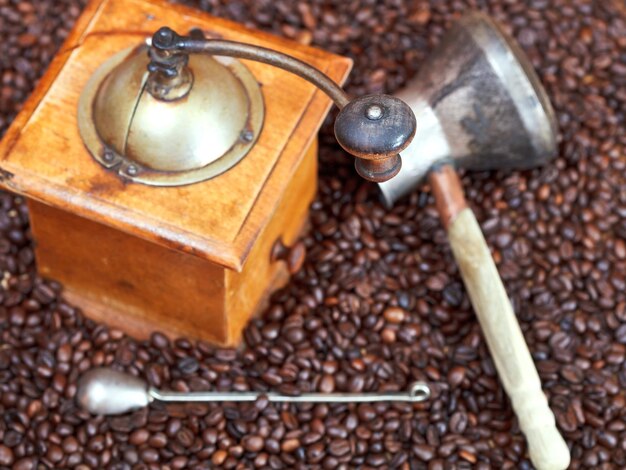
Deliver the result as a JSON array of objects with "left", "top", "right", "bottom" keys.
[{"left": 76, "top": 368, "right": 431, "bottom": 416}]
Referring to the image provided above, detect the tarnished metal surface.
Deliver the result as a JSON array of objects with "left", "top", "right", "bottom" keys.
[
  {"left": 78, "top": 44, "right": 264, "bottom": 186},
  {"left": 378, "top": 12, "right": 558, "bottom": 206}
]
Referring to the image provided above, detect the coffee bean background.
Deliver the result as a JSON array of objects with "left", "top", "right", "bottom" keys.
[{"left": 1, "top": 0, "right": 626, "bottom": 468}]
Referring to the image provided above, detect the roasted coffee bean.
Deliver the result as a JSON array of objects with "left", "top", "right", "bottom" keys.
[
  {"left": 281, "top": 438, "right": 301, "bottom": 453},
  {"left": 413, "top": 444, "right": 435, "bottom": 461},
  {"left": 62, "top": 436, "right": 79, "bottom": 454},
  {"left": 242, "top": 435, "right": 265, "bottom": 452},
  {"left": 45, "top": 444, "right": 64, "bottom": 464},
  {"left": 0, "top": 445, "right": 14, "bottom": 466},
  {"left": 450, "top": 411, "right": 469, "bottom": 434},
  {"left": 319, "top": 374, "right": 335, "bottom": 393},
  {"left": 175, "top": 427, "right": 195, "bottom": 447},
  {"left": 447, "top": 366, "right": 466, "bottom": 388},
  {"left": 140, "top": 447, "right": 159, "bottom": 463},
  {"left": 176, "top": 356, "right": 199, "bottom": 375},
  {"left": 383, "top": 306, "right": 405, "bottom": 324},
  {"left": 328, "top": 439, "right": 350, "bottom": 457},
  {"left": 307, "top": 442, "right": 325, "bottom": 462},
  {"left": 148, "top": 432, "right": 168, "bottom": 449},
  {"left": 265, "top": 438, "right": 280, "bottom": 454},
  {"left": 129, "top": 429, "right": 149, "bottom": 446},
  {"left": 12, "top": 457, "right": 36, "bottom": 470}
]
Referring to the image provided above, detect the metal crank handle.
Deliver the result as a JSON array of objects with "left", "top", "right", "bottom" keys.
[
  {"left": 77, "top": 368, "right": 430, "bottom": 416},
  {"left": 147, "top": 26, "right": 417, "bottom": 183}
]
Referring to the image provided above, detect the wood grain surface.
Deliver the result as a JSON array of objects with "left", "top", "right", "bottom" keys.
[
  {"left": 0, "top": 0, "right": 351, "bottom": 344},
  {"left": 0, "top": 0, "right": 352, "bottom": 270}
]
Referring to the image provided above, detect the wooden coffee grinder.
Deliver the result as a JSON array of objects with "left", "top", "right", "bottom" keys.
[{"left": 0, "top": 0, "right": 415, "bottom": 345}]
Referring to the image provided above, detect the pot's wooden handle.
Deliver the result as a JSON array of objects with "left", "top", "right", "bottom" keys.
[
  {"left": 430, "top": 166, "right": 570, "bottom": 470},
  {"left": 447, "top": 207, "right": 570, "bottom": 470}
]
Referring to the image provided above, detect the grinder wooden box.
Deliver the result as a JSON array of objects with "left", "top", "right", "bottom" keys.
[{"left": 0, "top": 0, "right": 351, "bottom": 345}]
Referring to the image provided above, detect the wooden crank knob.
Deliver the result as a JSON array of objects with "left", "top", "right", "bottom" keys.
[{"left": 334, "top": 95, "right": 416, "bottom": 182}]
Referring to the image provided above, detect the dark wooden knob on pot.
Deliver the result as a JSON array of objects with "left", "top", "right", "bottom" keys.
[{"left": 334, "top": 95, "right": 417, "bottom": 183}]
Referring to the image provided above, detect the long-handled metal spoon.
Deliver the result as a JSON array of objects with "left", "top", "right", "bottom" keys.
[{"left": 76, "top": 368, "right": 431, "bottom": 415}]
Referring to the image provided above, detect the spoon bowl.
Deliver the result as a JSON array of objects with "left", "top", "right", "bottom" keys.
[{"left": 76, "top": 368, "right": 151, "bottom": 415}]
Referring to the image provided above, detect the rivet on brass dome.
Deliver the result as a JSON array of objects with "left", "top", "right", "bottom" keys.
[{"left": 78, "top": 42, "right": 264, "bottom": 187}]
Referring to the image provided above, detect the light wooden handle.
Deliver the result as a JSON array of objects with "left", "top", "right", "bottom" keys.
[{"left": 447, "top": 207, "right": 570, "bottom": 470}]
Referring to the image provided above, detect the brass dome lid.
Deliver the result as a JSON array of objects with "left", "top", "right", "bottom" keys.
[{"left": 78, "top": 44, "right": 264, "bottom": 186}]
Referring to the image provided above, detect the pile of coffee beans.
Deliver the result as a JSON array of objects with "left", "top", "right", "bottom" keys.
[{"left": 1, "top": 0, "right": 625, "bottom": 468}]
